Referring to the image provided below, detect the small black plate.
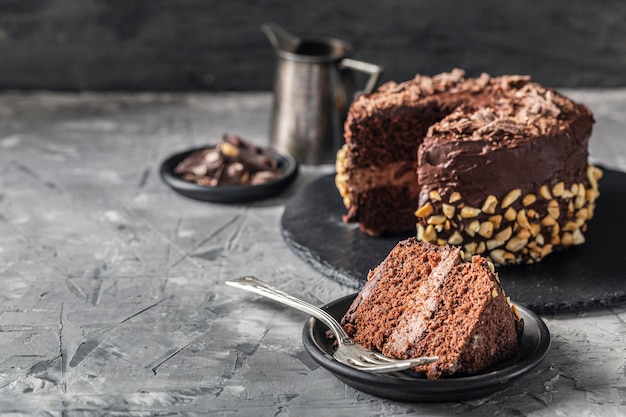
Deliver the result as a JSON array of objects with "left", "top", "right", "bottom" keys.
[
  {"left": 160, "top": 146, "right": 298, "bottom": 203},
  {"left": 302, "top": 293, "right": 550, "bottom": 402}
]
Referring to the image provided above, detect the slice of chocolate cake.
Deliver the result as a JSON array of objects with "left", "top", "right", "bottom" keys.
[{"left": 340, "top": 238, "right": 523, "bottom": 380}]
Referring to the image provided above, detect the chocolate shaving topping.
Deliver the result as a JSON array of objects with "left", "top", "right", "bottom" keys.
[
  {"left": 174, "top": 134, "right": 284, "bottom": 186},
  {"left": 427, "top": 80, "right": 567, "bottom": 142}
]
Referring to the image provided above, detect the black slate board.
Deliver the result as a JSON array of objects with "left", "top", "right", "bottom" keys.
[{"left": 281, "top": 168, "right": 626, "bottom": 314}]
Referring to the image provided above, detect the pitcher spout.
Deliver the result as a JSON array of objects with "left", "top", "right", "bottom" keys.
[{"left": 261, "top": 23, "right": 300, "bottom": 53}]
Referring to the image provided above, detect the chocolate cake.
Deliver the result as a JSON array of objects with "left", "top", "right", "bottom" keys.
[
  {"left": 335, "top": 69, "right": 602, "bottom": 265},
  {"left": 340, "top": 238, "right": 524, "bottom": 380}
]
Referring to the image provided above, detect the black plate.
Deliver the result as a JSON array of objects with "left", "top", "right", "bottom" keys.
[
  {"left": 160, "top": 146, "right": 298, "bottom": 203},
  {"left": 302, "top": 293, "right": 550, "bottom": 402},
  {"left": 282, "top": 168, "right": 626, "bottom": 313}
]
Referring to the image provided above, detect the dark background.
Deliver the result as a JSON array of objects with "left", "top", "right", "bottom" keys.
[{"left": 1, "top": 0, "right": 625, "bottom": 91}]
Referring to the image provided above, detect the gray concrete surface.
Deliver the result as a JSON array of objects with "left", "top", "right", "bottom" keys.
[{"left": 0, "top": 90, "right": 625, "bottom": 416}]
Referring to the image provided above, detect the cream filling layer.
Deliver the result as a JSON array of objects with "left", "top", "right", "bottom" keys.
[{"left": 336, "top": 158, "right": 420, "bottom": 209}]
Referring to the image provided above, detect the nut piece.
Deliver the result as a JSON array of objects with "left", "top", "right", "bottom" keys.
[
  {"left": 204, "top": 150, "right": 220, "bottom": 163},
  {"left": 586, "top": 188, "right": 599, "bottom": 202},
  {"left": 547, "top": 200, "right": 560, "bottom": 219},
  {"left": 562, "top": 221, "right": 578, "bottom": 232},
  {"left": 489, "top": 215, "right": 503, "bottom": 229},
  {"left": 490, "top": 249, "right": 507, "bottom": 265},
  {"left": 191, "top": 164, "right": 208, "bottom": 177},
  {"left": 429, "top": 190, "right": 442, "bottom": 201},
  {"left": 561, "top": 232, "right": 574, "bottom": 246},
  {"left": 464, "top": 241, "right": 478, "bottom": 255},
  {"left": 428, "top": 215, "right": 448, "bottom": 225},
  {"left": 522, "top": 194, "right": 537, "bottom": 206},
  {"left": 506, "top": 236, "right": 528, "bottom": 252},
  {"left": 576, "top": 208, "right": 590, "bottom": 220},
  {"left": 219, "top": 142, "right": 240, "bottom": 158},
  {"left": 504, "top": 206, "right": 517, "bottom": 221},
  {"left": 495, "top": 226, "right": 513, "bottom": 242},
  {"left": 589, "top": 165, "right": 603, "bottom": 180},
  {"left": 415, "top": 203, "right": 434, "bottom": 218},
  {"left": 423, "top": 225, "right": 437, "bottom": 242},
  {"left": 481, "top": 195, "right": 498, "bottom": 214},
  {"left": 502, "top": 189, "right": 522, "bottom": 209},
  {"left": 527, "top": 208, "right": 539, "bottom": 219},
  {"left": 541, "top": 244, "right": 554, "bottom": 258},
  {"left": 478, "top": 221, "right": 494, "bottom": 238},
  {"left": 416, "top": 223, "right": 425, "bottom": 241},
  {"left": 535, "top": 233, "right": 545, "bottom": 245},
  {"left": 466, "top": 220, "right": 480, "bottom": 237},
  {"left": 460, "top": 206, "right": 482, "bottom": 218},
  {"left": 552, "top": 182, "right": 565, "bottom": 197},
  {"left": 539, "top": 185, "right": 552, "bottom": 200},
  {"left": 511, "top": 304, "right": 521, "bottom": 320},
  {"left": 517, "top": 209, "right": 531, "bottom": 230},
  {"left": 572, "top": 228, "right": 585, "bottom": 245},
  {"left": 448, "top": 231, "right": 463, "bottom": 245},
  {"left": 476, "top": 242, "right": 486, "bottom": 254},
  {"left": 587, "top": 165, "right": 603, "bottom": 188},
  {"left": 442, "top": 203, "right": 456, "bottom": 219},
  {"left": 449, "top": 192, "right": 462, "bottom": 203},
  {"left": 486, "top": 238, "right": 504, "bottom": 250},
  {"left": 575, "top": 193, "right": 586, "bottom": 209},
  {"left": 491, "top": 288, "right": 499, "bottom": 298},
  {"left": 529, "top": 223, "right": 541, "bottom": 237}
]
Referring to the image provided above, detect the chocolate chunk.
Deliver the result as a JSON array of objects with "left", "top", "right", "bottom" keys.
[
  {"left": 251, "top": 170, "right": 283, "bottom": 185},
  {"left": 217, "top": 162, "right": 250, "bottom": 185},
  {"left": 221, "top": 134, "right": 278, "bottom": 171},
  {"left": 175, "top": 148, "right": 223, "bottom": 177}
]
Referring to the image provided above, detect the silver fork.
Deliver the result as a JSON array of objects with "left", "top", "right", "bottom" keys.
[{"left": 225, "top": 276, "right": 438, "bottom": 374}]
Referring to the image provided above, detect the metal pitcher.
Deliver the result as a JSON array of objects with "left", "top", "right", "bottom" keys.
[{"left": 263, "top": 23, "right": 383, "bottom": 164}]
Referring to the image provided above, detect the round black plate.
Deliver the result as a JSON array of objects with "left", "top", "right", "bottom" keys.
[
  {"left": 160, "top": 146, "right": 298, "bottom": 203},
  {"left": 282, "top": 167, "right": 626, "bottom": 313},
  {"left": 302, "top": 293, "right": 550, "bottom": 402}
]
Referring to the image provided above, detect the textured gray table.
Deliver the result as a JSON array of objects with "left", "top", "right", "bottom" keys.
[{"left": 1, "top": 91, "right": 625, "bottom": 416}]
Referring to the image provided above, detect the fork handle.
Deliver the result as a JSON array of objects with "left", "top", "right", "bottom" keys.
[{"left": 225, "top": 276, "right": 352, "bottom": 345}]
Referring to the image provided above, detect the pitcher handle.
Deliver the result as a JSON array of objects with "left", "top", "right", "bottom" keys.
[{"left": 340, "top": 58, "right": 384, "bottom": 94}]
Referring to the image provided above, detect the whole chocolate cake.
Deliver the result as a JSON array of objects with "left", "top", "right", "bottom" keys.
[
  {"left": 340, "top": 238, "right": 524, "bottom": 380},
  {"left": 335, "top": 69, "right": 601, "bottom": 265}
]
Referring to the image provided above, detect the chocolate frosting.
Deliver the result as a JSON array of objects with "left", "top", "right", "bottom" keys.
[{"left": 418, "top": 79, "right": 594, "bottom": 208}]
